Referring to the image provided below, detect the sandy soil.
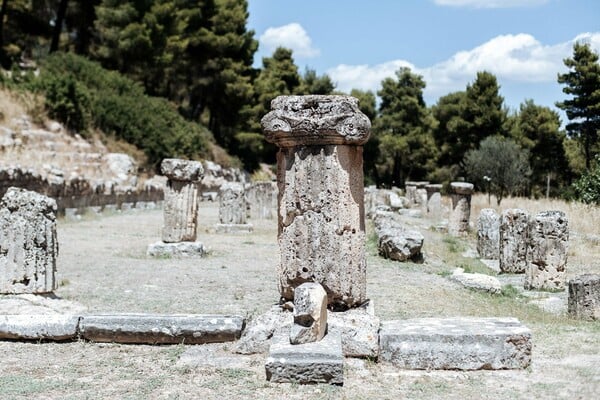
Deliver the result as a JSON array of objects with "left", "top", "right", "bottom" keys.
[{"left": 0, "top": 201, "right": 598, "bottom": 399}]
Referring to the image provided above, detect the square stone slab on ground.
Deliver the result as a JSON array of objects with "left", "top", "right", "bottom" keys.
[
  {"left": 265, "top": 330, "right": 343, "bottom": 385},
  {"left": 379, "top": 317, "right": 531, "bottom": 370}
]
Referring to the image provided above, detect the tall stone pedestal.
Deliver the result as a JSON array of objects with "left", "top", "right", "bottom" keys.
[
  {"left": 425, "top": 184, "right": 442, "bottom": 217},
  {"left": 499, "top": 208, "right": 529, "bottom": 273},
  {"left": 525, "top": 211, "right": 568, "bottom": 290},
  {"left": 262, "top": 95, "right": 371, "bottom": 309},
  {"left": 477, "top": 208, "right": 500, "bottom": 259},
  {"left": 215, "top": 182, "right": 253, "bottom": 233}
]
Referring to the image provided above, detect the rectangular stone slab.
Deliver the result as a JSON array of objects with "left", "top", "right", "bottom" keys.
[
  {"left": 379, "top": 317, "right": 531, "bottom": 370},
  {"left": 0, "top": 314, "right": 79, "bottom": 341},
  {"left": 265, "top": 330, "right": 343, "bottom": 384},
  {"left": 79, "top": 314, "right": 244, "bottom": 344}
]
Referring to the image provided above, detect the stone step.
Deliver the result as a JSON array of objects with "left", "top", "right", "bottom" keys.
[
  {"left": 0, "top": 314, "right": 79, "bottom": 341},
  {"left": 0, "top": 313, "right": 245, "bottom": 344},
  {"left": 265, "top": 330, "right": 344, "bottom": 385},
  {"left": 79, "top": 314, "right": 245, "bottom": 344},
  {"left": 379, "top": 317, "right": 532, "bottom": 370}
]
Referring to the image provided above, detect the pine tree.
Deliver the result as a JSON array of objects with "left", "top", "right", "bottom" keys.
[{"left": 556, "top": 42, "right": 600, "bottom": 169}]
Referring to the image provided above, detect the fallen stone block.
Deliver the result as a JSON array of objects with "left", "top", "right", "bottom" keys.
[
  {"left": 328, "top": 303, "right": 380, "bottom": 358},
  {"left": 265, "top": 330, "right": 343, "bottom": 385},
  {"left": 449, "top": 268, "right": 502, "bottom": 294},
  {"left": 147, "top": 241, "right": 206, "bottom": 257},
  {"left": 214, "top": 223, "right": 253, "bottom": 234},
  {"left": 0, "top": 314, "right": 79, "bottom": 341},
  {"left": 290, "top": 282, "right": 328, "bottom": 344},
  {"left": 234, "top": 306, "right": 293, "bottom": 354},
  {"left": 79, "top": 314, "right": 244, "bottom": 344},
  {"left": 379, "top": 317, "right": 531, "bottom": 370}
]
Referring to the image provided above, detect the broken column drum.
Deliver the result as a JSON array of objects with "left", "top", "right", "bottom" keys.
[
  {"left": 160, "top": 159, "right": 204, "bottom": 243},
  {"left": 0, "top": 187, "right": 58, "bottom": 294},
  {"left": 261, "top": 95, "right": 371, "bottom": 308},
  {"left": 477, "top": 208, "right": 500, "bottom": 259},
  {"left": 448, "top": 182, "right": 474, "bottom": 236},
  {"left": 219, "top": 182, "right": 248, "bottom": 224},
  {"left": 525, "top": 210, "right": 568, "bottom": 291}
]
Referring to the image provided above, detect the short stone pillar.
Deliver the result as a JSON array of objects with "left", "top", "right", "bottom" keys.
[
  {"left": 246, "top": 181, "right": 277, "bottom": 220},
  {"left": 568, "top": 274, "right": 600, "bottom": 320},
  {"left": 147, "top": 159, "right": 206, "bottom": 257},
  {"left": 161, "top": 158, "right": 204, "bottom": 242},
  {"left": 404, "top": 181, "right": 417, "bottom": 205},
  {"left": 448, "top": 182, "right": 474, "bottom": 236},
  {"left": 215, "top": 182, "right": 253, "bottom": 233},
  {"left": 262, "top": 95, "right": 371, "bottom": 308},
  {"left": 0, "top": 187, "right": 58, "bottom": 294},
  {"left": 425, "top": 184, "right": 442, "bottom": 217},
  {"left": 499, "top": 209, "right": 529, "bottom": 273},
  {"left": 477, "top": 209, "right": 500, "bottom": 259},
  {"left": 524, "top": 211, "right": 568, "bottom": 290},
  {"left": 414, "top": 181, "right": 429, "bottom": 208}
]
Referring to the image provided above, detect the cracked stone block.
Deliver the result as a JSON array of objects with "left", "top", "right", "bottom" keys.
[
  {"left": 262, "top": 95, "right": 371, "bottom": 308},
  {"left": 327, "top": 302, "right": 380, "bottom": 358},
  {"left": 568, "top": 274, "right": 600, "bottom": 320},
  {"left": 448, "top": 182, "right": 473, "bottom": 236},
  {"left": 0, "top": 187, "right": 58, "bottom": 294},
  {"left": 265, "top": 330, "right": 343, "bottom": 384},
  {"left": 78, "top": 313, "right": 244, "bottom": 344},
  {"left": 234, "top": 306, "right": 293, "bottom": 354},
  {"left": 379, "top": 317, "right": 532, "bottom": 370},
  {"left": 290, "top": 282, "right": 328, "bottom": 344},
  {"left": 500, "top": 208, "right": 529, "bottom": 273},
  {"left": 477, "top": 208, "right": 500, "bottom": 259},
  {"left": 160, "top": 159, "right": 204, "bottom": 243},
  {"left": 525, "top": 211, "right": 568, "bottom": 291}
]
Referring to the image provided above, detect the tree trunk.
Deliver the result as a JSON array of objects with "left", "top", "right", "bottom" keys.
[
  {"left": 0, "top": 0, "right": 8, "bottom": 66},
  {"left": 50, "top": 0, "right": 69, "bottom": 53}
]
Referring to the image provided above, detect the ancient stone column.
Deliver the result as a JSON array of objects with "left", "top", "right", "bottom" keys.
[
  {"left": 448, "top": 182, "right": 474, "bottom": 236},
  {"left": 161, "top": 158, "right": 204, "bottom": 243},
  {"left": 477, "top": 209, "right": 500, "bottom": 259},
  {"left": 215, "top": 182, "right": 253, "bottom": 233},
  {"left": 568, "top": 274, "right": 600, "bottom": 320},
  {"left": 524, "top": 211, "right": 568, "bottom": 290},
  {"left": 499, "top": 209, "right": 529, "bottom": 273},
  {"left": 262, "top": 95, "right": 371, "bottom": 308},
  {"left": 246, "top": 181, "right": 277, "bottom": 220},
  {"left": 0, "top": 187, "right": 58, "bottom": 294},
  {"left": 425, "top": 184, "right": 442, "bottom": 217}
]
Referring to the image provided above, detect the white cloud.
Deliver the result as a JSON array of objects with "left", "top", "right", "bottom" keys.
[
  {"left": 259, "top": 23, "right": 320, "bottom": 58},
  {"left": 327, "top": 32, "right": 600, "bottom": 103},
  {"left": 434, "top": 0, "right": 549, "bottom": 8}
]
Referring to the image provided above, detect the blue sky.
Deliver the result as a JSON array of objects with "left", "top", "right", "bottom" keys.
[{"left": 247, "top": 0, "right": 599, "bottom": 119}]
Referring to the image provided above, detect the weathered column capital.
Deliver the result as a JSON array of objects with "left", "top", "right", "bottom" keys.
[
  {"left": 450, "top": 182, "right": 474, "bottom": 195},
  {"left": 261, "top": 95, "right": 371, "bottom": 147},
  {"left": 161, "top": 159, "right": 204, "bottom": 182}
]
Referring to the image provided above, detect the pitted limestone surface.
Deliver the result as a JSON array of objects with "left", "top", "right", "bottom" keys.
[
  {"left": 500, "top": 208, "right": 529, "bottom": 273},
  {"left": 477, "top": 208, "right": 500, "bottom": 259},
  {"left": 160, "top": 159, "right": 204, "bottom": 182}
]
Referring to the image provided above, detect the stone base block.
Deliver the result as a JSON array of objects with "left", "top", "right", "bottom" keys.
[
  {"left": 379, "top": 317, "right": 531, "bottom": 370},
  {"left": 147, "top": 241, "right": 206, "bottom": 257},
  {"left": 265, "top": 330, "right": 343, "bottom": 385},
  {"left": 215, "top": 223, "right": 253, "bottom": 234},
  {"left": 328, "top": 303, "right": 380, "bottom": 358},
  {"left": 0, "top": 314, "right": 79, "bottom": 341},
  {"left": 79, "top": 314, "right": 244, "bottom": 344}
]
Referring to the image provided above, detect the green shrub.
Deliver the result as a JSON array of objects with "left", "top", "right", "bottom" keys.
[
  {"left": 43, "top": 75, "right": 91, "bottom": 133},
  {"left": 573, "top": 155, "right": 600, "bottom": 204},
  {"left": 33, "top": 52, "right": 212, "bottom": 170}
]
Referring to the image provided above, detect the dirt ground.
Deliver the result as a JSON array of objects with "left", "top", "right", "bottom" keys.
[{"left": 0, "top": 199, "right": 599, "bottom": 399}]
